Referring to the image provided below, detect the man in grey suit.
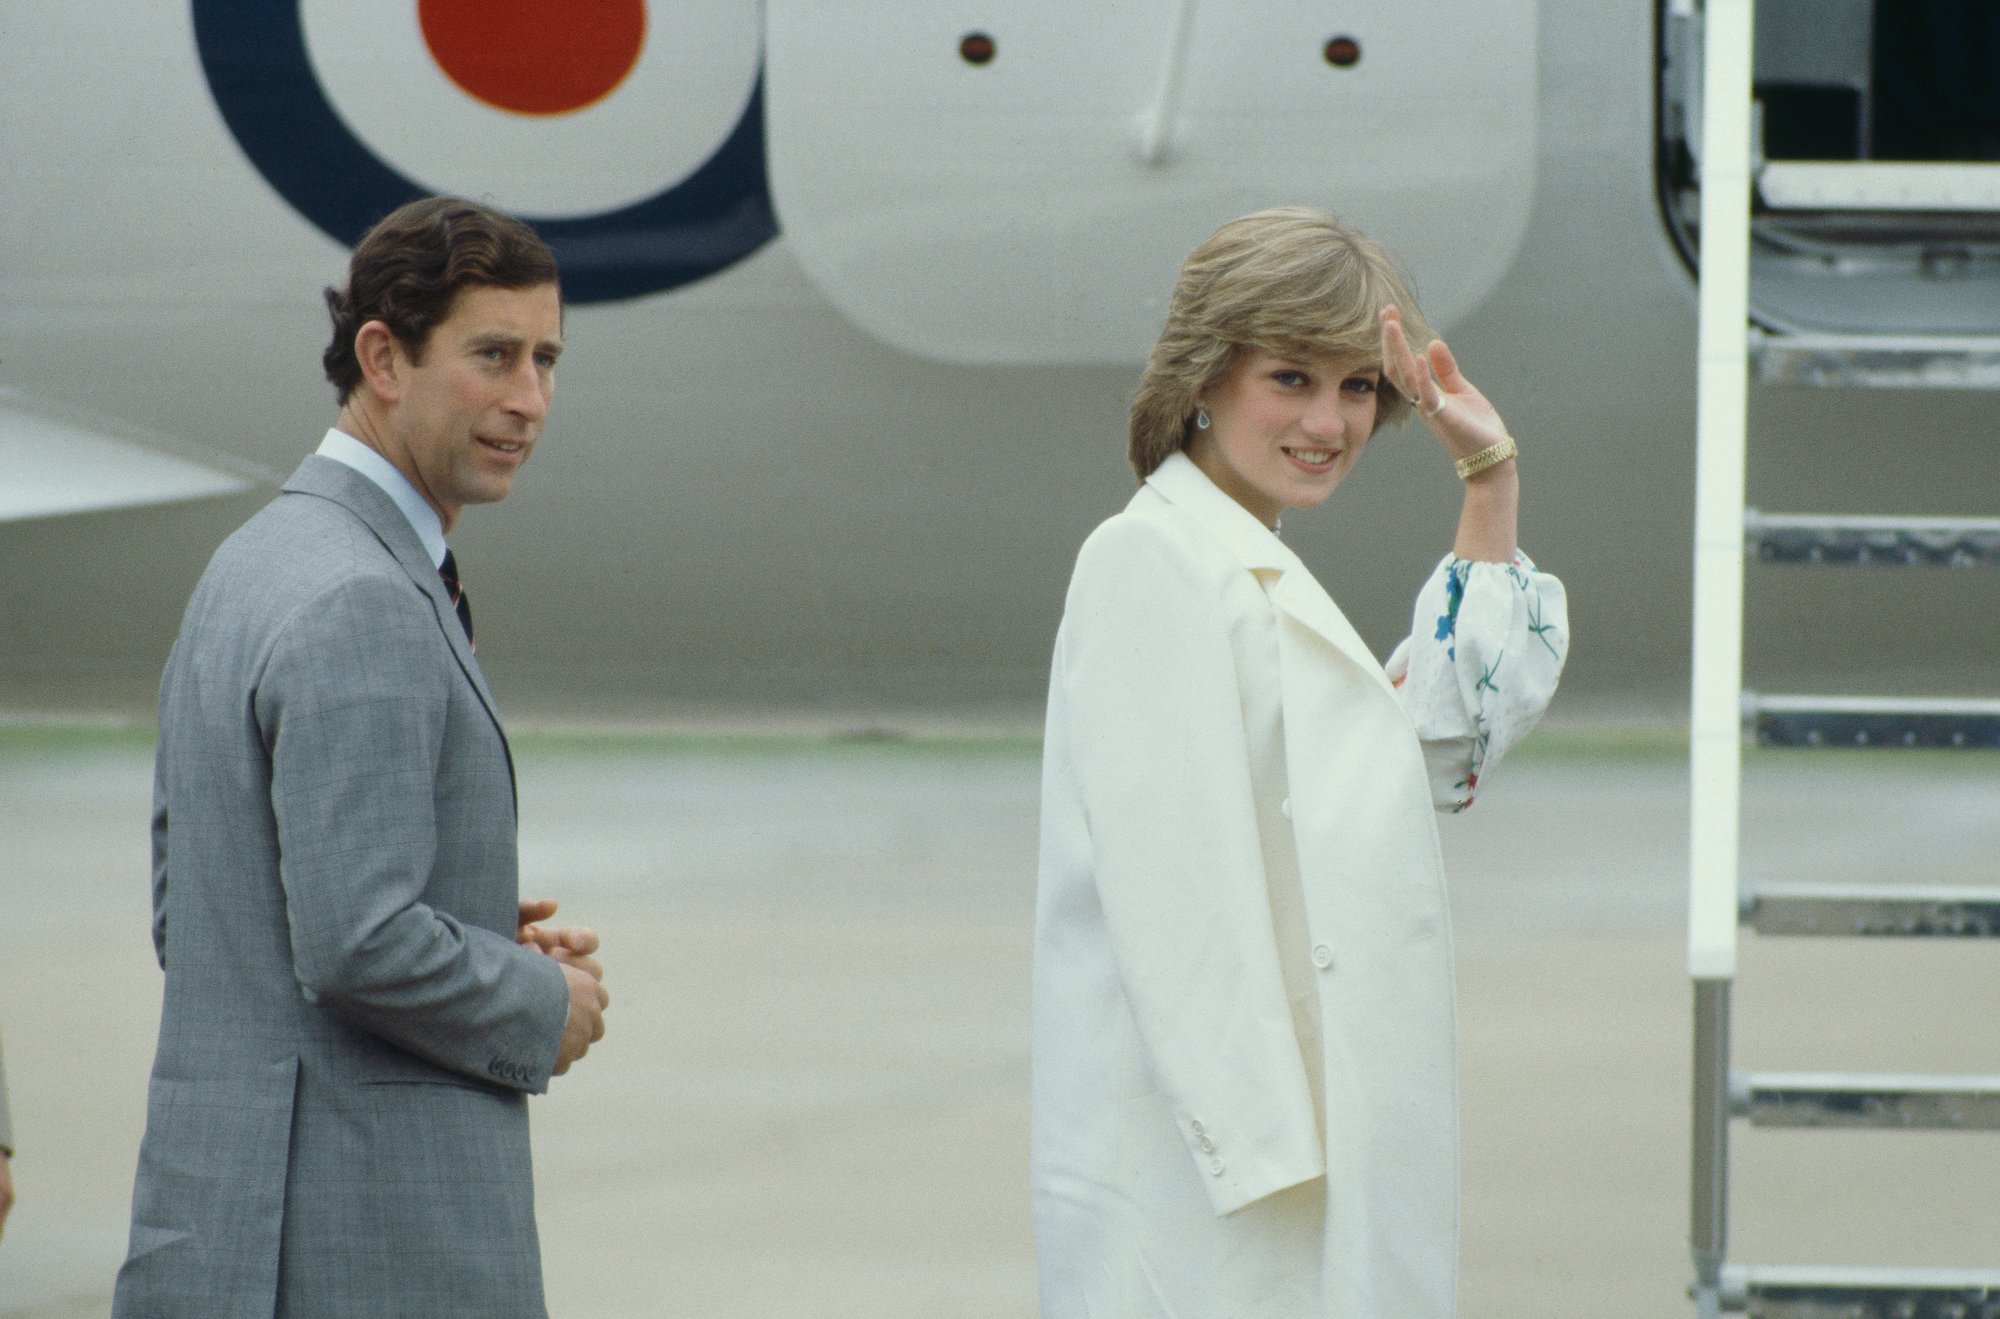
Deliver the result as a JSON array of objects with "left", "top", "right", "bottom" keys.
[{"left": 114, "top": 197, "right": 608, "bottom": 1318}]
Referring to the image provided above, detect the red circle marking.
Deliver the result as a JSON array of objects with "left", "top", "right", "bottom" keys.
[
  {"left": 419, "top": 0, "right": 647, "bottom": 117},
  {"left": 1323, "top": 36, "right": 1362, "bottom": 68}
]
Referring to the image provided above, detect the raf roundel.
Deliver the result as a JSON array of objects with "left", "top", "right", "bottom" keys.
[
  {"left": 419, "top": 0, "right": 646, "bottom": 116},
  {"left": 192, "top": 0, "right": 775, "bottom": 303}
]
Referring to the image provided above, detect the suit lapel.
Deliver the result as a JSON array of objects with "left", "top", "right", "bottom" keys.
[
  {"left": 281, "top": 457, "right": 516, "bottom": 792},
  {"left": 1144, "top": 453, "right": 1399, "bottom": 698}
]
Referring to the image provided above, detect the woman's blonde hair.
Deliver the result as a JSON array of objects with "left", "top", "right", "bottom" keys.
[{"left": 1128, "top": 207, "right": 1433, "bottom": 479}]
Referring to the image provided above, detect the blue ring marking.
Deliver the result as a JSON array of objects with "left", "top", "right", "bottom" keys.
[{"left": 191, "top": 0, "right": 776, "bottom": 303}]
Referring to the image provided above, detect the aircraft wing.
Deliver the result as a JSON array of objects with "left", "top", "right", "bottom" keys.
[{"left": 0, "top": 389, "right": 260, "bottom": 522}]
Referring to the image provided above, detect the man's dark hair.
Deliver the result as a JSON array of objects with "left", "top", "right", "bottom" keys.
[{"left": 323, "top": 196, "right": 561, "bottom": 404}]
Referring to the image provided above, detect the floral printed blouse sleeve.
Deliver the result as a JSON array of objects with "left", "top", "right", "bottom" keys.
[{"left": 1383, "top": 551, "right": 1570, "bottom": 812}]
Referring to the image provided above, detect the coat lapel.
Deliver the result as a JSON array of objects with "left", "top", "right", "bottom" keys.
[
  {"left": 281, "top": 457, "right": 516, "bottom": 770},
  {"left": 1144, "top": 453, "right": 1400, "bottom": 700}
]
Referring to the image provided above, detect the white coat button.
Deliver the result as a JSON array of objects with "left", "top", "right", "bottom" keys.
[
  {"left": 1280, "top": 797, "right": 1292, "bottom": 819},
  {"left": 1208, "top": 1157, "right": 1225, "bottom": 1176},
  {"left": 1189, "top": 1119, "right": 1205, "bottom": 1136},
  {"left": 1311, "top": 943, "right": 1334, "bottom": 970},
  {"left": 1197, "top": 1135, "right": 1216, "bottom": 1153}
]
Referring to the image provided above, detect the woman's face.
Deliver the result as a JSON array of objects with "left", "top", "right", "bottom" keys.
[{"left": 1187, "top": 347, "right": 1382, "bottom": 527}]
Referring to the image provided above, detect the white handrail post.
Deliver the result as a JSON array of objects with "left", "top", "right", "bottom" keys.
[
  {"left": 1689, "top": 0, "right": 1753, "bottom": 984},
  {"left": 1688, "top": 0, "right": 1754, "bottom": 1307}
]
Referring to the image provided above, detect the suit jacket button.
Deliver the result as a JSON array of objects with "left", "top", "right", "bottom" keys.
[
  {"left": 1280, "top": 797, "right": 1292, "bottom": 819},
  {"left": 1197, "top": 1136, "right": 1215, "bottom": 1153},
  {"left": 1208, "top": 1158, "right": 1225, "bottom": 1176},
  {"left": 1312, "top": 943, "right": 1334, "bottom": 970},
  {"left": 1189, "top": 1119, "right": 1205, "bottom": 1136}
]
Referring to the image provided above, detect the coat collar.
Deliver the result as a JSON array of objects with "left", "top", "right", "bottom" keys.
[
  {"left": 1144, "top": 451, "right": 1396, "bottom": 695},
  {"left": 315, "top": 428, "right": 446, "bottom": 567},
  {"left": 1144, "top": 451, "right": 1293, "bottom": 575},
  {"left": 282, "top": 455, "right": 512, "bottom": 745}
]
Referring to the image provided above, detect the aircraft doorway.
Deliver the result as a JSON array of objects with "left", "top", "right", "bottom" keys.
[{"left": 1657, "top": 0, "right": 2000, "bottom": 381}]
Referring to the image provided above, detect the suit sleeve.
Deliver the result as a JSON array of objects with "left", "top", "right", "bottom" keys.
[
  {"left": 255, "top": 573, "right": 568, "bottom": 1093},
  {"left": 1057, "top": 517, "right": 1323, "bottom": 1216}
]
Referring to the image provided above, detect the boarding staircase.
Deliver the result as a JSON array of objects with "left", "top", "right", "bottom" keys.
[{"left": 1676, "top": 0, "right": 2000, "bottom": 1315}]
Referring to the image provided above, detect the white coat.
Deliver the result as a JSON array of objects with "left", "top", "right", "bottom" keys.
[{"left": 1031, "top": 452, "right": 1567, "bottom": 1317}]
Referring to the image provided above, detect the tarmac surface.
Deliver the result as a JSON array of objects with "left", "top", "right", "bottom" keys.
[{"left": 2, "top": 723, "right": 1998, "bottom": 1317}]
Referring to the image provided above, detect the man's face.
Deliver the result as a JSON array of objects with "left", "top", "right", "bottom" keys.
[{"left": 391, "top": 282, "right": 563, "bottom": 527}]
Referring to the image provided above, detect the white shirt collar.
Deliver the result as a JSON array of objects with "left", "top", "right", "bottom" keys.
[{"left": 315, "top": 428, "right": 448, "bottom": 569}]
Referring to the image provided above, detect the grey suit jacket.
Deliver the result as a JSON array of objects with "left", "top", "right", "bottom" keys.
[{"left": 114, "top": 456, "right": 569, "bottom": 1319}]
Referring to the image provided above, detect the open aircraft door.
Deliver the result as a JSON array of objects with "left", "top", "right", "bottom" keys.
[{"left": 763, "top": 1, "right": 1540, "bottom": 365}]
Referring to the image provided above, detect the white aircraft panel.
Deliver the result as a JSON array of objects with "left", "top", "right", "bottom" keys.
[
  {"left": 0, "top": 391, "right": 254, "bottom": 523},
  {"left": 766, "top": 1, "right": 1537, "bottom": 364}
]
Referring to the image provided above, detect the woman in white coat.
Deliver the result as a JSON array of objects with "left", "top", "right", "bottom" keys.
[{"left": 1032, "top": 207, "right": 1568, "bottom": 1317}]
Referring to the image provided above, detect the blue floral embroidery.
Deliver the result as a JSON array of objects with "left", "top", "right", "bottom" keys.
[
  {"left": 1527, "top": 589, "right": 1562, "bottom": 659},
  {"left": 1475, "top": 653, "right": 1503, "bottom": 696},
  {"left": 1453, "top": 717, "right": 1494, "bottom": 813},
  {"left": 1434, "top": 560, "right": 1468, "bottom": 659}
]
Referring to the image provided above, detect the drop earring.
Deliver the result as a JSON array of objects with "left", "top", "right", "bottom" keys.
[{"left": 1194, "top": 406, "right": 1211, "bottom": 430}]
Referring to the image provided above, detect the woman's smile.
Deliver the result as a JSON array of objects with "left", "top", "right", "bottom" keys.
[{"left": 1281, "top": 444, "right": 1340, "bottom": 472}]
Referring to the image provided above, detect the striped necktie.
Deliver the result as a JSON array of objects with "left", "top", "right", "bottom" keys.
[{"left": 438, "top": 548, "right": 475, "bottom": 651}]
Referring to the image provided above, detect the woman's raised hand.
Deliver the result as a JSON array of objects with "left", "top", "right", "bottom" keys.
[{"left": 1379, "top": 305, "right": 1511, "bottom": 464}]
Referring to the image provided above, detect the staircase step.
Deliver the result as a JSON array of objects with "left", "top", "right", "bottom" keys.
[
  {"left": 1721, "top": 1263, "right": 2000, "bottom": 1317},
  {"left": 1732, "top": 1072, "right": 2000, "bottom": 1130},
  {"left": 1746, "top": 695, "right": 2000, "bottom": 749},
  {"left": 1747, "top": 511, "right": 2000, "bottom": 567},
  {"left": 1758, "top": 160, "right": 2000, "bottom": 213},
  {"left": 1744, "top": 883, "right": 2000, "bottom": 938},
  {"left": 1749, "top": 328, "right": 2000, "bottom": 390}
]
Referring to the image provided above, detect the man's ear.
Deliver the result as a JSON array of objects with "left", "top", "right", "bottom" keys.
[{"left": 353, "top": 320, "right": 406, "bottom": 404}]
